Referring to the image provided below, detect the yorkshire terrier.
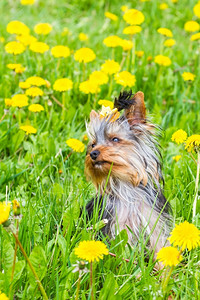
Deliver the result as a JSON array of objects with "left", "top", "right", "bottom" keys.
[{"left": 85, "top": 90, "right": 172, "bottom": 263}]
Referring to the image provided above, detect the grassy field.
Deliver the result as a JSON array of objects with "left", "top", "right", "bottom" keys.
[{"left": 0, "top": 0, "right": 200, "bottom": 299}]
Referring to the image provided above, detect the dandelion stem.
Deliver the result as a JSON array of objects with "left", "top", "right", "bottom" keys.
[
  {"left": 90, "top": 262, "right": 94, "bottom": 300},
  {"left": 75, "top": 272, "right": 81, "bottom": 300},
  {"left": 18, "top": 108, "right": 21, "bottom": 125},
  {"left": 193, "top": 151, "right": 200, "bottom": 219},
  {"left": 162, "top": 266, "right": 174, "bottom": 292},
  {"left": 9, "top": 220, "right": 19, "bottom": 298},
  {"left": 107, "top": 75, "right": 113, "bottom": 98},
  {"left": 12, "top": 232, "right": 48, "bottom": 300}
]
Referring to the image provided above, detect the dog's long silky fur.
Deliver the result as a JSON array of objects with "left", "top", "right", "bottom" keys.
[{"left": 85, "top": 91, "right": 172, "bottom": 258}]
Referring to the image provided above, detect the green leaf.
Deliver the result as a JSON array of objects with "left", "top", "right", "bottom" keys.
[
  {"left": 2, "top": 240, "right": 15, "bottom": 273},
  {"left": 99, "top": 273, "right": 119, "bottom": 300},
  {"left": 57, "top": 234, "right": 67, "bottom": 258},
  {"left": 7, "top": 260, "right": 25, "bottom": 285},
  {"left": 110, "top": 229, "right": 128, "bottom": 255}
]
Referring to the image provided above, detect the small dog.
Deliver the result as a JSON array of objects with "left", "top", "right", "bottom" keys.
[{"left": 85, "top": 90, "right": 171, "bottom": 261}]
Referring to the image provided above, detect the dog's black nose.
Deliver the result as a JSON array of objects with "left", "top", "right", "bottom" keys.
[{"left": 90, "top": 150, "right": 100, "bottom": 160}]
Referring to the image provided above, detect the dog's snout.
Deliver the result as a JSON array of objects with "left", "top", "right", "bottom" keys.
[{"left": 90, "top": 150, "right": 100, "bottom": 160}]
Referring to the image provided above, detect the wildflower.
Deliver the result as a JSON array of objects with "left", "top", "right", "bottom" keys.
[
  {"left": 104, "top": 11, "right": 118, "bottom": 21},
  {"left": 121, "top": 5, "right": 128, "bottom": 12},
  {"left": 123, "top": 25, "right": 142, "bottom": 35},
  {"left": 159, "top": 3, "right": 168, "bottom": 10},
  {"left": 114, "top": 71, "right": 136, "bottom": 87},
  {"left": 89, "top": 71, "right": 108, "bottom": 85},
  {"left": 79, "top": 80, "right": 100, "bottom": 94},
  {"left": 123, "top": 9, "right": 145, "bottom": 25},
  {"left": 72, "top": 260, "right": 89, "bottom": 274},
  {"left": 0, "top": 291, "right": 9, "bottom": 300},
  {"left": 182, "top": 72, "right": 196, "bottom": 81},
  {"left": 11, "top": 94, "right": 29, "bottom": 107},
  {"left": 190, "top": 32, "right": 200, "bottom": 41},
  {"left": 5, "top": 98, "right": 13, "bottom": 107},
  {"left": 100, "top": 106, "right": 120, "bottom": 122},
  {"left": 140, "top": 0, "right": 150, "bottom": 2},
  {"left": 29, "top": 42, "right": 49, "bottom": 53},
  {"left": 120, "top": 39, "right": 133, "bottom": 51},
  {"left": 45, "top": 80, "right": 51, "bottom": 88},
  {"left": 157, "top": 246, "right": 182, "bottom": 266},
  {"left": 79, "top": 33, "right": 89, "bottom": 41},
  {"left": 34, "top": 23, "right": 52, "bottom": 35},
  {"left": 5, "top": 41, "right": 25, "bottom": 55},
  {"left": 0, "top": 202, "right": 11, "bottom": 225},
  {"left": 12, "top": 200, "right": 20, "bottom": 216},
  {"left": 25, "top": 87, "right": 44, "bottom": 97},
  {"left": 169, "top": 221, "right": 200, "bottom": 251},
  {"left": 83, "top": 134, "right": 88, "bottom": 141},
  {"left": 6, "top": 20, "right": 30, "bottom": 35},
  {"left": 172, "top": 155, "right": 181, "bottom": 162},
  {"left": 19, "top": 81, "right": 31, "bottom": 89},
  {"left": 185, "top": 135, "right": 200, "bottom": 152},
  {"left": 74, "top": 47, "right": 96, "bottom": 63},
  {"left": 193, "top": 2, "right": 200, "bottom": 18},
  {"left": 103, "top": 35, "right": 122, "bottom": 48},
  {"left": 66, "top": 139, "right": 85, "bottom": 152},
  {"left": 157, "top": 27, "right": 173, "bottom": 37},
  {"left": 28, "top": 104, "right": 44, "bottom": 112},
  {"left": 0, "top": 37, "right": 5, "bottom": 43},
  {"left": 51, "top": 45, "right": 70, "bottom": 58},
  {"left": 26, "top": 76, "right": 46, "bottom": 87},
  {"left": 74, "top": 240, "right": 109, "bottom": 262},
  {"left": 21, "top": 0, "right": 35, "bottom": 4},
  {"left": 154, "top": 55, "right": 171, "bottom": 66},
  {"left": 147, "top": 56, "right": 153, "bottom": 62},
  {"left": 171, "top": 129, "right": 187, "bottom": 144},
  {"left": 16, "top": 34, "right": 37, "bottom": 46},
  {"left": 53, "top": 78, "right": 73, "bottom": 92},
  {"left": 20, "top": 125, "right": 37, "bottom": 134},
  {"left": 101, "top": 59, "right": 121, "bottom": 75},
  {"left": 135, "top": 50, "right": 144, "bottom": 57},
  {"left": 184, "top": 21, "right": 200, "bottom": 32},
  {"left": 7, "top": 63, "right": 26, "bottom": 73},
  {"left": 98, "top": 100, "right": 114, "bottom": 109},
  {"left": 164, "top": 39, "right": 176, "bottom": 47},
  {"left": 171, "top": 0, "right": 178, "bottom": 2}
]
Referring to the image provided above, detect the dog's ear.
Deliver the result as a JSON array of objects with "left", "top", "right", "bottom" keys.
[
  {"left": 125, "top": 91, "right": 146, "bottom": 126},
  {"left": 90, "top": 110, "right": 99, "bottom": 121}
]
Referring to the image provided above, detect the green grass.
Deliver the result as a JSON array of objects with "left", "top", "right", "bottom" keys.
[{"left": 0, "top": 0, "right": 200, "bottom": 299}]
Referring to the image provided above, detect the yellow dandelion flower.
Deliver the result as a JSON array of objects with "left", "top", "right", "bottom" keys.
[
  {"left": 89, "top": 71, "right": 109, "bottom": 85},
  {"left": 74, "top": 240, "right": 109, "bottom": 262},
  {"left": 169, "top": 221, "right": 200, "bottom": 251},
  {"left": 21, "top": 0, "right": 35, "bottom": 4},
  {"left": 0, "top": 202, "right": 11, "bottom": 225},
  {"left": 123, "top": 25, "right": 142, "bottom": 35},
  {"left": 171, "top": 129, "right": 187, "bottom": 144},
  {"left": 171, "top": 0, "right": 178, "bottom": 2},
  {"left": 16, "top": 34, "right": 37, "bottom": 46},
  {"left": 20, "top": 125, "right": 37, "bottom": 134},
  {"left": 157, "top": 246, "right": 182, "bottom": 267},
  {"left": 140, "top": 0, "right": 150, "bottom": 2},
  {"left": 154, "top": 55, "right": 171, "bottom": 66},
  {"left": 159, "top": 3, "right": 168, "bottom": 10},
  {"left": 51, "top": 45, "right": 70, "bottom": 58},
  {"left": 0, "top": 291, "right": 9, "bottom": 300},
  {"left": 45, "top": 80, "right": 51, "bottom": 88},
  {"left": 79, "top": 80, "right": 100, "bottom": 94},
  {"left": 135, "top": 50, "right": 144, "bottom": 58},
  {"left": 29, "top": 41, "right": 49, "bottom": 53},
  {"left": 157, "top": 27, "right": 173, "bottom": 37},
  {"left": 119, "top": 39, "right": 133, "bottom": 51},
  {"left": 25, "top": 87, "right": 44, "bottom": 97},
  {"left": 26, "top": 76, "right": 47, "bottom": 87},
  {"left": 121, "top": 5, "right": 128, "bottom": 12},
  {"left": 182, "top": 72, "right": 196, "bottom": 81},
  {"left": 114, "top": 71, "right": 136, "bottom": 87},
  {"left": 66, "top": 138, "right": 85, "bottom": 152},
  {"left": 104, "top": 11, "right": 118, "bottom": 21},
  {"left": 11, "top": 94, "right": 28, "bottom": 108},
  {"left": 147, "top": 55, "right": 153, "bottom": 62},
  {"left": 101, "top": 59, "right": 121, "bottom": 75},
  {"left": 193, "top": 2, "right": 200, "bottom": 18},
  {"left": 172, "top": 155, "right": 181, "bottom": 162},
  {"left": 103, "top": 35, "right": 122, "bottom": 48},
  {"left": 185, "top": 135, "right": 200, "bottom": 152},
  {"left": 28, "top": 104, "right": 44, "bottom": 112},
  {"left": 7, "top": 63, "right": 21, "bottom": 70},
  {"left": 74, "top": 47, "right": 96, "bottom": 63},
  {"left": 123, "top": 9, "right": 145, "bottom": 25},
  {"left": 83, "top": 134, "right": 88, "bottom": 141},
  {"left": 184, "top": 21, "right": 200, "bottom": 32},
  {"left": 12, "top": 200, "right": 20, "bottom": 216},
  {"left": 5, "top": 98, "right": 13, "bottom": 107},
  {"left": 98, "top": 99, "right": 114, "bottom": 109},
  {"left": 190, "top": 32, "right": 200, "bottom": 41},
  {"left": 100, "top": 106, "right": 120, "bottom": 122},
  {"left": 164, "top": 39, "right": 176, "bottom": 47},
  {"left": 5, "top": 41, "right": 25, "bottom": 55},
  {"left": 7, "top": 20, "right": 30, "bottom": 35},
  {"left": 34, "top": 23, "right": 52, "bottom": 35},
  {"left": 0, "top": 37, "right": 5, "bottom": 43},
  {"left": 79, "top": 33, "right": 89, "bottom": 41},
  {"left": 53, "top": 78, "right": 73, "bottom": 92},
  {"left": 19, "top": 81, "right": 31, "bottom": 89}
]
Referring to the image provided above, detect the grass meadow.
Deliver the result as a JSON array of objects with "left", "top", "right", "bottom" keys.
[{"left": 0, "top": 0, "right": 200, "bottom": 299}]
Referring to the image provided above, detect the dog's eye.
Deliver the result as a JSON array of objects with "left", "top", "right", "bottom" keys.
[
  {"left": 112, "top": 137, "right": 119, "bottom": 142},
  {"left": 91, "top": 143, "right": 96, "bottom": 148}
]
